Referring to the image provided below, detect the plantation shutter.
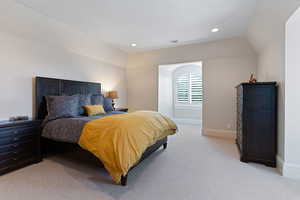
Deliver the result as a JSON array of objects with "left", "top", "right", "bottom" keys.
[
  {"left": 175, "top": 72, "right": 203, "bottom": 104},
  {"left": 175, "top": 73, "right": 189, "bottom": 103},
  {"left": 190, "top": 72, "right": 203, "bottom": 103}
]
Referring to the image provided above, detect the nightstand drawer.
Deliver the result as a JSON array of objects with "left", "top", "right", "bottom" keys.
[
  {"left": 0, "top": 153, "right": 36, "bottom": 171},
  {"left": 0, "top": 139, "right": 36, "bottom": 153},
  {"left": 0, "top": 146, "right": 36, "bottom": 161},
  {"left": 115, "top": 108, "right": 128, "bottom": 112},
  {"left": 0, "top": 134, "right": 37, "bottom": 146},
  {"left": 0, "top": 126, "right": 37, "bottom": 137}
]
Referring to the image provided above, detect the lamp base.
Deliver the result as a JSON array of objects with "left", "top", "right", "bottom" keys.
[{"left": 112, "top": 100, "right": 116, "bottom": 111}]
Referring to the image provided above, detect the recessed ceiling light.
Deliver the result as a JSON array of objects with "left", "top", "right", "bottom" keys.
[
  {"left": 211, "top": 28, "right": 219, "bottom": 33},
  {"left": 131, "top": 43, "right": 137, "bottom": 47}
]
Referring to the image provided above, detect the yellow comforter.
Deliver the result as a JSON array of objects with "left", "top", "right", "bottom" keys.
[{"left": 78, "top": 111, "right": 177, "bottom": 183}]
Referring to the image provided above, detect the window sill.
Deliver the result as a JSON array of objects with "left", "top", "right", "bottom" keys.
[{"left": 175, "top": 104, "right": 202, "bottom": 110}]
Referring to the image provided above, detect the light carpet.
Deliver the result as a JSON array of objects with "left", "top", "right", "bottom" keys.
[{"left": 0, "top": 124, "right": 300, "bottom": 200}]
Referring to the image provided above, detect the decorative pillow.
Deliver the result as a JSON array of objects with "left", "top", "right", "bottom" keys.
[
  {"left": 91, "top": 94, "right": 104, "bottom": 105},
  {"left": 45, "top": 95, "right": 79, "bottom": 121},
  {"left": 103, "top": 97, "right": 114, "bottom": 112},
  {"left": 83, "top": 105, "right": 106, "bottom": 116},
  {"left": 78, "top": 94, "right": 92, "bottom": 115}
]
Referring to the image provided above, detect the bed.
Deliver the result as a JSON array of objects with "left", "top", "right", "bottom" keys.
[{"left": 35, "top": 77, "right": 175, "bottom": 186}]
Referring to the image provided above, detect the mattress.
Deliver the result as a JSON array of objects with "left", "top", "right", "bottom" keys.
[{"left": 42, "top": 111, "right": 124, "bottom": 143}]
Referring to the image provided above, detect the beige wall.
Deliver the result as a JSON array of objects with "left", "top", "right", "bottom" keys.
[
  {"left": 247, "top": 0, "right": 300, "bottom": 162},
  {"left": 256, "top": 43, "right": 286, "bottom": 161},
  {"left": 0, "top": 32, "right": 128, "bottom": 120},
  {"left": 285, "top": 7, "right": 300, "bottom": 179},
  {"left": 158, "top": 63, "right": 202, "bottom": 122},
  {"left": 127, "top": 37, "right": 257, "bottom": 132}
]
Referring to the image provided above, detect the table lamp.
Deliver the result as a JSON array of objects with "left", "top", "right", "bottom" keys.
[{"left": 107, "top": 91, "right": 119, "bottom": 110}]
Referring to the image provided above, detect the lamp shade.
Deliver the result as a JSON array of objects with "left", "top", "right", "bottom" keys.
[{"left": 107, "top": 91, "right": 119, "bottom": 99}]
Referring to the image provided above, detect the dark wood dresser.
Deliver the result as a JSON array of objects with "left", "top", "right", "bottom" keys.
[
  {"left": 0, "top": 120, "right": 42, "bottom": 175},
  {"left": 236, "top": 82, "right": 277, "bottom": 167}
]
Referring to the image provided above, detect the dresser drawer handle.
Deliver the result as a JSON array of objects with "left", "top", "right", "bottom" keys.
[
  {"left": 12, "top": 157, "right": 18, "bottom": 161},
  {"left": 13, "top": 151, "right": 18, "bottom": 155},
  {"left": 13, "top": 137, "right": 20, "bottom": 141},
  {"left": 12, "top": 144, "right": 19, "bottom": 148}
]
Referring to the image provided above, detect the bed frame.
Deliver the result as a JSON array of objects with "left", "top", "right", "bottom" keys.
[{"left": 35, "top": 77, "right": 168, "bottom": 186}]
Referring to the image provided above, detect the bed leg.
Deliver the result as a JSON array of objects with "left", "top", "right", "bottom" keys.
[
  {"left": 121, "top": 175, "right": 128, "bottom": 186},
  {"left": 163, "top": 143, "right": 168, "bottom": 149}
]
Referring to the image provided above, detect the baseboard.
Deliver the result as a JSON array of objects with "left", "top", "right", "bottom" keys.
[
  {"left": 277, "top": 155, "right": 300, "bottom": 179},
  {"left": 202, "top": 128, "right": 236, "bottom": 140},
  {"left": 172, "top": 118, "right": 202, "bottom": 125},
  {"left": 276, "top": 155, "right": 284, "bottom": 174}
]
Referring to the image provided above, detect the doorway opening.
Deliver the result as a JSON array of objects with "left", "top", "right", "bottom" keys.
[{"left": 158, "top": 62, "right": 202, "bottom": 125}]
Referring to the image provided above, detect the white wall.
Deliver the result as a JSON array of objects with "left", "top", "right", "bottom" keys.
[
  {"left": 158, "top": 63, "right": 202, "bottom": 123},
  {"left": 173, "top": 64, "right": 202, "bottom": 121},
  {"left": 0, "top": 1, "right": 127, "bottom": 68},
  {"left": 0, "top": 32, "right": 128, "bottom": 120},
  {"left": 285, "top": 7, "right": 300, "bottom": 179},
  {"left": 0, "top": 1, "right": 129, "bottom": 121},
  {"left": 247, "top": 0, "right": 300, "bottom": 172},
  {"left": 158, "top": 66, "right": 173, "bottom": 118},
  {"left": 127, "top": 37, "right": 257, "bottom": 135},
  {"left": 173, "top": 105, "right": 202, "bottom": 120}
]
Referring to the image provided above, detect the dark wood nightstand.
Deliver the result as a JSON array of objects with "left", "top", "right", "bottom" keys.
[
  {"left": 0, "top": 120, "right": 42, "bottom": 175},
  {"left": 115, "top": 108, "right": 128, "bottom": 112}
]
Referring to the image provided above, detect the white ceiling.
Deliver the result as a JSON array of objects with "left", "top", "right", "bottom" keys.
[{"left": 11, "top": 0, "right": 257, "bottom": 52}]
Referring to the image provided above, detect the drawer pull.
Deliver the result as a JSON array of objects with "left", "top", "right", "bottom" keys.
[
  {"left": 13, "top": 151, "right": 18, "bottom": 155},
  {"left": 12, "top": 157, "right": 18, "bottom": 161},
  {"left": 13, "top": 144, "right": 19, "bottom": 148},
  {"left": 0, "top": 166, "right": 10, "bottom": 171},
  {"left": 13, "top": 131, "right": 18, "bottom": 134},
  {"left": 13, "top": 137, "right": 19, "bottom": 141}
]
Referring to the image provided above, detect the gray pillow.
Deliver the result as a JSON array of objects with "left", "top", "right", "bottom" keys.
[
  {"left": 78, "top": 94, "right": 92, "bottom": 115},
  {"left": 45, "top": 95, "right": 79, "bottom": 121},
  {"left": 103, "top": 97, "right": 114, "bottom": 112},
  {"left": 91, "top": 94, "right": 104, "bottom": 105}
]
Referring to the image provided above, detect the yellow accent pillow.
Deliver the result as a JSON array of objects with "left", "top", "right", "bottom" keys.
[{"left": 83, "top": 105, "right": 106, "bottom": 116}]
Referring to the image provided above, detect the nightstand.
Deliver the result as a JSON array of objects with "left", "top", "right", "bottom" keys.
[
  {"left": 115, "top": 108, "right": 128, "bottom": 112},
  {"left": 0, "top": 120, "right": 42, "bottom": 175}
]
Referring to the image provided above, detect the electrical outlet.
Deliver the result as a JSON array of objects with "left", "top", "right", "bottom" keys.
[{"left": 226, "top": 123, "right": 232, "bottom": 129}]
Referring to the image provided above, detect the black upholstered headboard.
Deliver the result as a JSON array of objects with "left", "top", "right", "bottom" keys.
[{"left": 35, "top": 77, "right": 101, "bottom": 120}]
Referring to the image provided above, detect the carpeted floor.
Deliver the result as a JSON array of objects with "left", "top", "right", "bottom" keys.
[{"left": 1, "top": 124, "right": 300, "bottom": 200}]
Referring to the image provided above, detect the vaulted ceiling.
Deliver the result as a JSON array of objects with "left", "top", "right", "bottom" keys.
[{"left": 2, "top": 0, "right": 257, "bottom": 52}]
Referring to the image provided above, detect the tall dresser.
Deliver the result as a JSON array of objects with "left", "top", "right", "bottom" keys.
[{"left": 236, "top": 82, "right": 277, "bottom": 167}]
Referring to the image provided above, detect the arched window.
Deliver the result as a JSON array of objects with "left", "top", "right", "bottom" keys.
[{"left": 174, "top": 65, "right": 202, "bottom": 105}]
